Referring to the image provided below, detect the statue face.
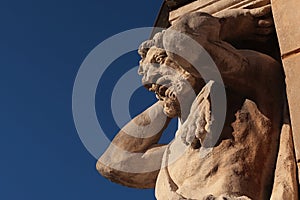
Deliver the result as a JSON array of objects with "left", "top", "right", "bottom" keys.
[{"left": 138, "top": 46, "right": 199, "bottom": 117}]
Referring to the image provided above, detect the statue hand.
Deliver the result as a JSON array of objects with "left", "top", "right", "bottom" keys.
[
  {"left": 177, "top": 81, "right": 213, "bottom": 147},
  {"left": 219, "top": 5, "right": 274, "bottom": 43}
]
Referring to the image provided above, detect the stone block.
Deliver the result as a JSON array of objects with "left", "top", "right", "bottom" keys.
[
  {"left": 270, "top": 123, "right": 298, "bottom": 200},
  {"left": 282, "top": 53, "right": 300, "bottom": 162},
  {"left": 271, "top": 0, "right": 300, "bottom": 55}
]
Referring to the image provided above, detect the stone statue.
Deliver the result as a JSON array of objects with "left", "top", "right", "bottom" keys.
[{"left": 96, "top": 5, "right": 295, "bottom": 200}]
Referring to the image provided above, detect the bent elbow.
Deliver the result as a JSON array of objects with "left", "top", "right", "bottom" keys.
[{"left": 96, "top": 159, "right": 157, "bottom": 189}]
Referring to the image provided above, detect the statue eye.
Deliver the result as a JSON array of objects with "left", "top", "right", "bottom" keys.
[{"left": 155, "top": 54, "right": 166, "bottom": 64}]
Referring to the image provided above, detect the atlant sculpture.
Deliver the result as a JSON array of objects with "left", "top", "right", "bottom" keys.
[{"left": 96, "top": 3, "right": 297, "bottom": 199}]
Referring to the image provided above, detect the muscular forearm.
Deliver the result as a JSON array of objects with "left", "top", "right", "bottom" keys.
[
  {"left": 97, "top": 101, "right": 171, "bottom": 188},
  {"left": 111, "top": 101, "right": 171, "bottom": 153}
]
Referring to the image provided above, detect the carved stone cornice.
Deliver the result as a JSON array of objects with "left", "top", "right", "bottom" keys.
[{"left": 169, "top": 0, "right": 270, "bottom": 23}]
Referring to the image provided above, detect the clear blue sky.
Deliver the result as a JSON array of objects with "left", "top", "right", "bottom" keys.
[{"left": 0, "top": 1, "right": 178, "bottom": 199}]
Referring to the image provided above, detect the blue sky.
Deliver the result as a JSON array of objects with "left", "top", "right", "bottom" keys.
[{"left": 0, "top": 1, "right": 178, "bottom": 199}]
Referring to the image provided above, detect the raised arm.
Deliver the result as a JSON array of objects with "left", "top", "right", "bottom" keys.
[
  {"left": 163, "top": 11, "right": 283, "bottom": 104},
  {"left": 217, "top": 4, "right": 274, "bottom": 43},
  {"left": 96, "top": 101, "right": 171, "bottom": 188}
]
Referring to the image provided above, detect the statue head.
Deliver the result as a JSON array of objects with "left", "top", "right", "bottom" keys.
[
  {"left": 138, "top": 45, "right": 201, "bottom": 117},
  {"left": 138, "top": 12, "right": 222, "bottom": 118}
]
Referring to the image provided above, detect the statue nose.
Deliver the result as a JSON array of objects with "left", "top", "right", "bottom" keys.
[
  {"left": 138, "top": 65, "right": 144, "bottom": 75},
  {"left": 142, "top": 73, "right": 162, "bottom": 86},
  {"left": 139, "top": 62, "right": 163, "bottom": 86}
]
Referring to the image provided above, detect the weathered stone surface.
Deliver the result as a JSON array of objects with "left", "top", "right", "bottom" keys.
[
  {"left": 270, "top": 123, "right": 298, "bottom": 200},
  {"left": 271, "top": 0, "right": 300, "bottom": 55},
  {"left": 282, "top": 53, "right": 300, "bottom": 164},
  {"left": 271, "top": 0, "right": 300, "bottom": 190},
  {"left": 169, "top": 0, "right": 270, "bottom": 23},
  {"left": 169, "top": 0, "right": 223, "bottom": 22},
  {"left": 156, "top": 98, "right": 281, "bottom": 200},
  {"left": 168, "top": 0, "right": 275, "bottom": 49},
  {"left": 298, "top": 163, "right": 300, "bottom": 188},
  {"left": 97, "top": 4, "right": 299, "bottom": 200}
]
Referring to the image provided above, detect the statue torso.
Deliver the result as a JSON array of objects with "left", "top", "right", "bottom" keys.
[{"left": 156, "top": 99, "right": 280, "bottom": 200}]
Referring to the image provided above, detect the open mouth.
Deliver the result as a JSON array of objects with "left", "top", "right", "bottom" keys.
[{"left": 148, "top": 84, "right": 177, "bottom": 101}]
